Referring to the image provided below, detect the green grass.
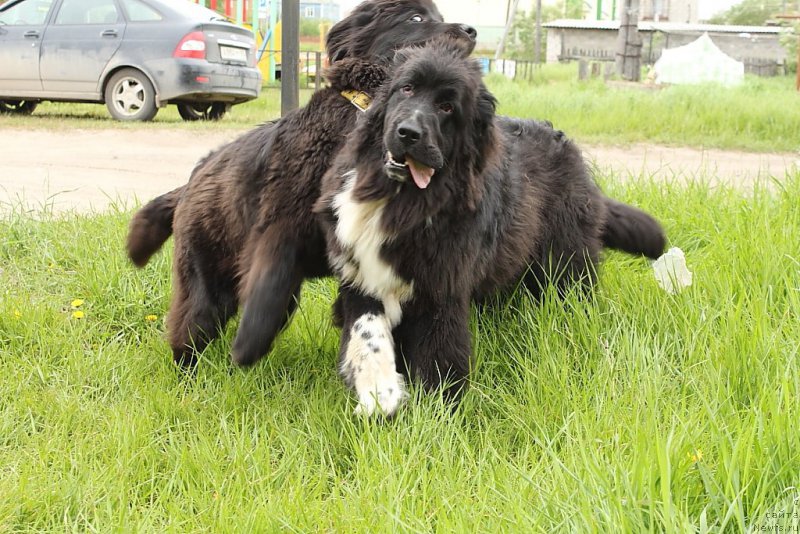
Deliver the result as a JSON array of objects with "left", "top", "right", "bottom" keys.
[
  {"left": 2, "top": 64, "right": 798, "bottom": 153},
  {"left": 0, "top": 87, "right": 316, "bottom": 131},
  {"left": 2, "top": 170, "right": 799, "bottom": 531},
  {"left": 488, "top": 66, "right": 800, "bottom": 152}
]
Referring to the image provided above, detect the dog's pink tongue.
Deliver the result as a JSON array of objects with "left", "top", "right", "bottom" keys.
[{"left": 406, "top": 157, "right": 434, "bottom": 189}]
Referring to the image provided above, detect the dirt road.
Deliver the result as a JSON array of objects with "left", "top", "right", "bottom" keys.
[{"left": 1, "top": 128, "right": 797, "bottom": 213}]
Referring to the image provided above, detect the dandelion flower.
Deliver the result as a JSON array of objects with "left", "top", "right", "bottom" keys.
[
  {"left": 145, "top": 314, "right": 158, "bottom": 322},
  {"left": 71, "top": 299, "right": 84, "bottom": 308},
  {"left": 13, "top": 310, "right": 21, "bottom": 319},
  {"left": 72, "top": 310, "right": 85, "bottom": 319},
  {"left": 688, "top": 449, "right": 703, "bottom": 463}
]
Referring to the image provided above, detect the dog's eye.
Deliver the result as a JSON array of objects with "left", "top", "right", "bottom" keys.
[
  {"left": 401, "top": 84, "right": 414, "bottom": 95},
  {"left": 439, "top": 102, "right": 454, "bottom": 114},
  {"left": 409, "top": 14, "right": 424, "bottom": 22}
]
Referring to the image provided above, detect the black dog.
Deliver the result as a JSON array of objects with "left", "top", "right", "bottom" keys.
[
  {"left": 126, "top": 0, "right": 478, "bottom": 368},
  {"left": 314, "top": 40, "right": 665, "bottom": 416}
]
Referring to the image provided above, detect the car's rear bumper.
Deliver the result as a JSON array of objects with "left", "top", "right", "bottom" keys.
[{"left": 149, "top": 59, "right": 261, "bottom": 105}]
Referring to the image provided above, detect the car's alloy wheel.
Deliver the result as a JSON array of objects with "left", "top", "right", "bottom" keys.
[
  {"left": 0, "top": 100, "right": 38, "bottom": 115},
  {"left": 177, "top": 102, "right": 227, "bottom": 121},
  {"left": 105, "top": 69, "right": 158, "bottom": 121}
]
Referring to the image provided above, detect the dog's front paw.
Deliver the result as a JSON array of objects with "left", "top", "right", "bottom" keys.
[
  {"left": 353, "top": 376, "right": 408, "bottom": 417},
  {"left": 342, "top": 312, "right": 408, "bottom": 417}
]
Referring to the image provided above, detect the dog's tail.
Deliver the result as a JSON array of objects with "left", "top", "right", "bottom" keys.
[
  {"left": 601, "top": 198, "right": 666, "bottom": 260},
  {"left": 126, "top": 186, "right": 183, "bottom": 267}
]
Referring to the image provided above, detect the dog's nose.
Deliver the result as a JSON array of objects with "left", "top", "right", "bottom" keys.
[
  {"left": 459, "top": 24, "right": 477, "bottom": 40},
  {"left": 397, "top": 122, "right": 422, "bottom": 144}
]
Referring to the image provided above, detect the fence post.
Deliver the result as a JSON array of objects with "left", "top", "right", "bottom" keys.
[
  {"left": 578, "top": 59, "right": 588, "bottom": 80},
  {"left": 315, "top": 51, "right": 322, "bottom": 91}
]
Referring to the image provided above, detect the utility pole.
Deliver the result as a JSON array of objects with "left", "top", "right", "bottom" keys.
[
  {"left": 776, "top": 13, "right": 800, "bottom": 91},
  {"left": 615, "top": 0, "right": 642, "bottom": 81},
  {"left": 281, "top": 0, "right": 299, "bottom": 115}
]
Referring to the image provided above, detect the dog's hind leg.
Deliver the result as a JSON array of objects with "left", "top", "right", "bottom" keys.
[
  {"left": 167, "top": 259, "right": 238, "bottom": 369},
  {"left": 231, "top": 236, "right": 303, "bottom": 367}
]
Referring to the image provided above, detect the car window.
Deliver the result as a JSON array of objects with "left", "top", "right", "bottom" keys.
[
  {"left": 0, "top": 0, "right": 54, "bottom": 25},
  {"left": 119, "top": 0, "right": 161, "bottom": 22},
  {"left": 54, "top": 0, "right": 120, "bottom": 24},
  {"left": 161, "top": 0, "right": 226, "bottom": 21}
]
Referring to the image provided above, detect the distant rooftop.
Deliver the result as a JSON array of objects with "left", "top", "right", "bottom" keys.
[{"left": 543, "top": 19, "right": 784, "bottom": 34}]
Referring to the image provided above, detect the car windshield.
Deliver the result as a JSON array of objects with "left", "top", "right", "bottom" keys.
[{"left": 155, "top": 0, "right": 227, "bottom": 21}]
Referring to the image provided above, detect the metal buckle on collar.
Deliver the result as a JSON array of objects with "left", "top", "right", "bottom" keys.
[{"left": 340, "top": 89, "right": 372, "bottom": 112}]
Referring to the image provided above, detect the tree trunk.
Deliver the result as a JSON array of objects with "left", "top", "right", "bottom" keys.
[
  {"left": 615, "top": 0, "right": 642, "bottom": 81},
  {"left": 534, "top": 0, "right": 542, "bottom": 64},
  {"left": 495, "top": 0, "right": 522, "bottom": 60}
]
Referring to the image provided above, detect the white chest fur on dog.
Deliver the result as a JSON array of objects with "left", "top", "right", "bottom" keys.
[
  {"left": 330, "top": 171, "right": 413, "bottom": 416},
  {"left": 331, "top": 171, "right": 414, "bottom": 328}
]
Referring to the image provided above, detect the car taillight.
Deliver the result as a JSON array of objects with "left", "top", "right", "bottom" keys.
[{"left": 173, "top": 31, "right": 206, "bottom": 60}]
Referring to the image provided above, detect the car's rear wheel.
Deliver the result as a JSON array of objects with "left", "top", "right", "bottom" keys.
[
  {"left": 0, "top": 100, "right": 38, "bottom": 115},
  {"left": 105, "top": 69, "right": 158, "bottom": 121},
  {"left": 177, "top": 102, "right": 227, "bottom": 121}
]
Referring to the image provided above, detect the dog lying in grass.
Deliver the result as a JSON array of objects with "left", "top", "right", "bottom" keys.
[{"left": 314, "top": 39, "right": 666, "bottom": 416}]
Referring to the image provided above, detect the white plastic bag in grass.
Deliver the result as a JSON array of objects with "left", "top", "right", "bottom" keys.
[{"left": 653, "top": 247, "right": 692, "bottom": 294}]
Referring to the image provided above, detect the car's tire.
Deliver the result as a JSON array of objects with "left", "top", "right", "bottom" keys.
[
  {"left": 104, "top": 69, "right": 158, "bottom": 121},
  {"left": 0, "top": 100, "right": 38, "bottom": 115},
  {"left": 177, "top": 102, "right": 227, "bottom": 121}
]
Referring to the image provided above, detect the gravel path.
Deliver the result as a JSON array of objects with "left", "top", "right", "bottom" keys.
[{"left": 1, "top": 128, "right": 797, "bottom": 213}]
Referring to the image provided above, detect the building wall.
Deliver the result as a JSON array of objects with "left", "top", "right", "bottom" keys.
[
  {"left": 656, "top": 32, "right": 786, "bottom": 63},
  {"left": 548, "top": 27, "right": 786, "bottom": 69},
  {"left": 300, "top": 2, "right": 339, "bottom": 20}
]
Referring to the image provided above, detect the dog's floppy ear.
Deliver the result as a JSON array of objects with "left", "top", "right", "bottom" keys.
[
  {"left": 462, "top": 83, "right": 497, "bottom": 210},
  {"left": 326, "top": 4, "right": 376, "bottom": 63}
]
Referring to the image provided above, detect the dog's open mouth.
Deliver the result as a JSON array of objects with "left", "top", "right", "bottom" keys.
[{"left": 385, "top": 151, "right": 435, "bottom": 189}]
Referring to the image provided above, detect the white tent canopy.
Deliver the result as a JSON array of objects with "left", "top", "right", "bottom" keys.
[{"left": 653, "top": 33, "right": 744, "bottom": 86}]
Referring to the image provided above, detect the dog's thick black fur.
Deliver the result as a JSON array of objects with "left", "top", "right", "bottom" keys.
[
  {"left": 126, "top": 0, "right": 478, "bottom": 368},
  {"left": 314, "top": 40, "right": 666, "bottom": 416}
]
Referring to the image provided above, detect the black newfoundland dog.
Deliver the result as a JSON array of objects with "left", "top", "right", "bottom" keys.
[
  {"left": 126, "top": 0, "right": 478, "bottom": 368},
  {"left": 314, "top": 39, "right": 665, "bottom": 416}
]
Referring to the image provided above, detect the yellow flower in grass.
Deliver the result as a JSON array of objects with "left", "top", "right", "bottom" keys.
[
  {"left": 72, "top": 310, "right": 85, "bottom": 319},
  {"left": 688, "top": 449, "right": 703, "bottom": 463},
  {"left": 13, "top": 309, "right": 22, "bottom": 319},
  {"left": 145, "top": 314, "right": 158, "bottom": 322},
  {"left": 71, "top": 299, "right": 84, "bottom": 309}
]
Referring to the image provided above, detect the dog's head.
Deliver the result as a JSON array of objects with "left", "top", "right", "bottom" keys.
[
  {"left": 379, "top": 39, "right": 495, "bottom": 191},
  {"left": 326, "top": 0, "right": 477, "bottom": 64},
  {"left": 342, "top": 38, "right": 497, "bottom": 228}
]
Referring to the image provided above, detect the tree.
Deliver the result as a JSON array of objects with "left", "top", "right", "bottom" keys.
[
  {"left": 506, "top": 2, "right": 578, "bottom": 60},
  {"left": 707, "top": 0, "right": 784, "bottom": 26}
]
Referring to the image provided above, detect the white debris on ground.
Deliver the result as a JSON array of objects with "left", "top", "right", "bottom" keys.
[{"left": 653, "top": 247, "right": 693, "bottom": 294}]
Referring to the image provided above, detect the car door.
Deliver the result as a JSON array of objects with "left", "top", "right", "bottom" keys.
[
  {"left": 38, "top": 0, "right": 125, "bottom": 96},
  {"left": 0, "top": 0, "right": 56, "bottom": 94}
]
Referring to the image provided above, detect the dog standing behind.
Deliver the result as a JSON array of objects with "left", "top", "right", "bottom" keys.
[
  {"left": 314, "top": 39, "right": 666, "bottom": 416},
  {"left": 126, "top": 0, "right": 478, "bottom": 368}
]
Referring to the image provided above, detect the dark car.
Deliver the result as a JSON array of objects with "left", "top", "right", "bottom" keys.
[{"left": 0, "top": 0, "right": 261, "bottom": 120}]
